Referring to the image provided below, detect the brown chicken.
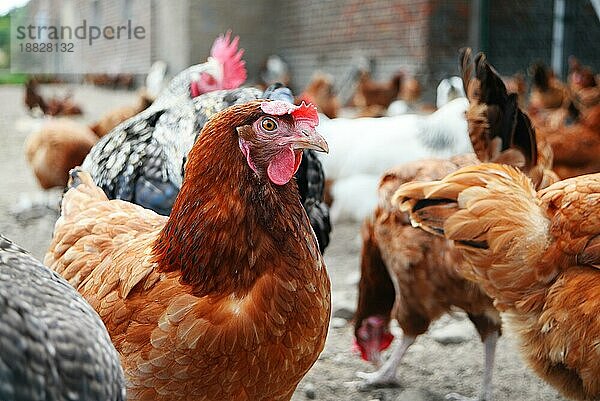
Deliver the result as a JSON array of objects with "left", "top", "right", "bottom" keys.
[
  {"left": 399, "top": 76, "right": 422, "bottom": 105},
  {"left": 25, "top": 92, "right": 155, "bottom": 189},
  {"left": 529, "top": 63, "right": 568, "bottom": 112},
  {"left": 352, "top": 70, "right": 404, "bottom": 112},
  {"left": 24, "top": 79, "right": 83, "bottom": 116},
  {"left": 525, "top": 61, "right": 600, "bottom": 180},
  {"left": 298, "top": 73, "right": 340, "bottom": 119},
  {"left": 395, "top": 163, "right": 600, "bottom": 401},
  {"left": 25, "top": 118, "right": 98, "bottom": 189},
  {"left": 24, "top": 79, "right": 47, "bottom": 113},
  {"left": 354, "top": 154, "right": 501, "bottom": 401},
  {"left": 527, "top": 62, "right": 589, "bottom": 133},
  {"left": 45, "top": 100, "right": 331, "bottom": 401},
  {"left": 462, "top": 53, "right": 558, "bottom": 189},
  {"left": 537, "top": 104, "right": 600, "bottom": 179},
  {"left": 85, "top": 73, "right": 136, "bottom": 89},
  {"left": 90, "top": 91, "right": 153, "bottom": 137},
  {"left": 567, "top": 56, "right": 599, "bottom": 109},
  {"left": 354, "top": 49, "right": 557, "bottom": 400}
]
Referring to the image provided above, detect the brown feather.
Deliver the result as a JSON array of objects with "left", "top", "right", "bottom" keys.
[
  {"left": 24, "top": 119, "right": 97, "bottom": 189},
  {"left": 394, "top": 163, "right": 600, "bottom": 400},
  {"left": 46, "top": 102, "right": 330, "bottom": 401},
  {"left": 355, "top": 156, "right": 500, "bottom": 377},
  {"left": 461, "top": 49, "right": 538, "bottom": 172}
]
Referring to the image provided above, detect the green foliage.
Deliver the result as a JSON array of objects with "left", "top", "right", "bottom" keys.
[
  {"left": 0, "top": 72, "right": 28, "bottom": 84},
  {"left": 0, "top": 7, "right": 29, "bottom": 69},
  {"left": 0, "top": 14, "right": 9, "bottom": 49},
  {"left": 0, "top": 13, "right": 9, "bottom": 68}
]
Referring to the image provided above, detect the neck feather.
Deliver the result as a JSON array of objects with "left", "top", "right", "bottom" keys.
[{"left": 153, "top": 105, "right": 317, "bottom": 296}]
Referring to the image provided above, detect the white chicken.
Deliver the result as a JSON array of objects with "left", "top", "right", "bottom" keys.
[
  {"left": 436, "top": 76, "right": 466, "bottom": 108},
  {"left": 317, "top": 97, "right": 472, "bottom": 222}
]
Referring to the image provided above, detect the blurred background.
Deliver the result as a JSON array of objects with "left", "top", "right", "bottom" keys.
[
  {"left": 1, "top": 0, "right": 598, "bottom": 99},
  {"left": 0, "top": 2, "right": 598, "bottom": 400}
]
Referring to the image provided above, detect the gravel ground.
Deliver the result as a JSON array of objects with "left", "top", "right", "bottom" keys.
[{"left": 0, "top": 84, "right": 567, "bottom": 401}]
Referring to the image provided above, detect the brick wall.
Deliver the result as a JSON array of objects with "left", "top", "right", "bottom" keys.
[
  {"left": 74, "top": 0, "right": 151, "bottom": 74},
  {"left": 17, "top": 0, "right": 600, "bottom": 101},
  {"left": 153, "top": 0, "right": 189, "bottom": 76},
  {"left": 187, "top": 0, "right": 279, "bottom": 86},
  {"left": 17, "top": 0, "right": 151, "bottom": 74},
  {"left": 274, "top": 0, "right": 432, "bottom": 96}
]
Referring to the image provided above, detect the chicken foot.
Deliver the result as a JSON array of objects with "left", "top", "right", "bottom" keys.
[{"left": 356, "top": 334, "right": 416, "bottom": 388}]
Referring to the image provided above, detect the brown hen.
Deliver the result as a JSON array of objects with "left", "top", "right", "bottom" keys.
[
  {"left": 395, "top": 163, "right": 600, "bottom": 400},
  {"left": 25, "top": 118, "right": 98, "bottom": 189},
  {"left": 45, "top": 100, "right": 331, "bottom": 401},
  {"left": 298, "top": 73, "right": 340, "bottom": 119},
  {"left": 354, "top": 49, "right": 557, "bottom": 400},
  {"left": 352, "top": 70, "right": 404, "bottom": 111},
  {"left": 536, "top": 104, "right": 600, "bottom": 179},
  {"left": 354, "top": 155, "right": 501, "bottom": 401},
  {"left": 90, "top": 91, "right": 153, "bottom": 137}
]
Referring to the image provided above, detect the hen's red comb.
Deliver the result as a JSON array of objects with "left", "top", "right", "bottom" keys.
[
  {"left": 260, "top": 101, "right": 319, "bottom": 127},
  {"left": 211, "top": 30, "right": 246, "bottom": 89}
]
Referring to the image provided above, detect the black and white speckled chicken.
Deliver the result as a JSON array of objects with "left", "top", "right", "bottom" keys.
[
  {"left": 0, "top": 234, "right": 125, "bottom": 401},
  {"left": 82, "top": 83, "right": 332, "bottom": 251},
  {"left": 82, "top": 87, "right": 258, "bottom": 214},
  {"left": 81, "top": 32, "right": 246, "bottom": 212},
  {"left": 295, "top": 148, "right": 331, "bottom": 251}
]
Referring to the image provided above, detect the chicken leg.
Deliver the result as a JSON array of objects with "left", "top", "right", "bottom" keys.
[
  {"left": 446, "top": 330, "right": 498, "bottom": 401},
  {"left": 356, "top": 334, "right": 416, "bottom": 388}
]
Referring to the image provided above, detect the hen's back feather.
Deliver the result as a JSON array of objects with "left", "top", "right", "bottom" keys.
[
  {"left": 394, "top": 164, "right": 599, "bottom": 308},
  {"left": 394, "top": 164, "right": 600, "bottom": 400},
  {"left": 1, "top": 234, "right": 125, "bottom": 401}
]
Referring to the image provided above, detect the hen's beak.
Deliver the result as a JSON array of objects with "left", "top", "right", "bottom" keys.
[{"left": 290, "top": 128, "right": 329, "bottom": 153}]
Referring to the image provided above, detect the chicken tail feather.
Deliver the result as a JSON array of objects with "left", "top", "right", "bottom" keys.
[
  {"left": 393, "top": 163, "right": 555, "bottom": 306},
  {"left": 460, "top": 49, "right": 538, "bottom": 171},
  {"left": 393, "top": 163, "right": 549, "bottom": 258},
  {"left": 62, "top": 169, "right": 108, "bottom": 219}
]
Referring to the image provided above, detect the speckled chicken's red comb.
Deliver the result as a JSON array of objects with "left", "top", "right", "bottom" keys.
[
  {"left": 211, "top": 30, "right": 246, "bottom": 89},
  {"left": 260, "top": 101, "right": 319, "bottom": 127}
]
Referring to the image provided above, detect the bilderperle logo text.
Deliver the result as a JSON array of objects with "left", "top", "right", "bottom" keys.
[{"left": 15, "top": 19, "right": 146, "bottom": 46}]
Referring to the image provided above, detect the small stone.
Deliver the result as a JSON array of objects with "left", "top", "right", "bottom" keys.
[
  {"left": 395, "top": 388, "right": 428, "bottom": 401},
  {"left": 333, "top": 306, "right": 355, "bottom": 320},
  {"left": 345, "top": 271, "right": 360, "bottom": 285},
  {"left": 388, "top": 320, "right": 402, "bottom": 336},
  {"left": 304, "top": 383, "right": 316, "bottom": 399},
  {"left": 331, "top": 317, "right": 347, "bottom": 328},
  {"left": 430, "top": 321, "right": 472, "bottom": 345}
]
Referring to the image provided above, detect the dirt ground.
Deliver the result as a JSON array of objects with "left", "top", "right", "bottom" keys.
[{"left": 0, "top": 84, "right": 567, "bottom": 401}]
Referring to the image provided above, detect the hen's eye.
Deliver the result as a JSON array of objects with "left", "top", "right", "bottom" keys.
[{"left": 261, "top": 117, "right": 278, "bottom": 132}]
